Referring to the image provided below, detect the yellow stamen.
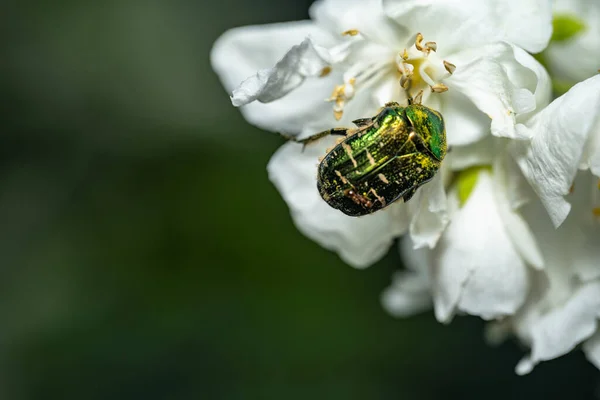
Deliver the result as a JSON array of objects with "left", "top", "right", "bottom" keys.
[
  {"left": 431, "top": 83, "right": 449, "bottom": 93},
  {"left": 443, "top": 60, "right": 456, "bottom": 75},
  {"left": 320, "top": 66, "right": 332, "bottom": 77},
  {"left": 425, "top": 41, "right": 437, "bottom": 52},
  {"left": 412, "top": 90, "right": 424, "bottom": 105},
  {"left": 415, "top": 33, "right": 425, "bottom": 51},
  {"left": 593, "top": 207, "right": 600, "bottom": 217},
  {"left": 342, "top": 29, "right": 360, "bottom": 36}
]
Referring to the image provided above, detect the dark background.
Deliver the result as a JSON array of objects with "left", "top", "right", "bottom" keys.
[{"left": 2, "top": 1, "right": 598, "bottom": 398}]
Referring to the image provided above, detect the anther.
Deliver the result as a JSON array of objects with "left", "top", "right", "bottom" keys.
[
  {"left": 412, "top": 90, "right": 424, "bottom": 104},
  {"left": 415, "top": 33, "right": 425, "bottom": 51},
  {"left": 320, "top": 66, "right": 332, "bottom": 77},
  {"left": 431, "top": 83, "right": 449, "bottom": 93},
  {"left": 326, "top": 78, "right": 356, "bottom": 120},
  {"left": 597, "top": 179, "right": 600, "bottom": 190},
  {"left": 593, "top": 207, "right": 600, "bottom": 217},
  {"left": 443, "top": 60, "right": 456, "bottom": 75},
  {"left": 342, "top": 29, "right": 360, "bottom": 36},
  {"left": 401, "top": 49, "right": 409, "bottom": 60},
  {"left": 569, "top": 184, "right": 575, "bottom": 194},
  {"left": 425, "top": 41, "right": 437, "bottom": 52},
  {"left": 400, "top": 74, "right": 411, "bottom": 89}
]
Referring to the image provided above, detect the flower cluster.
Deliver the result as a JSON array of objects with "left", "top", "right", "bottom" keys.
[{"left": 212, "top": 0, "right": 600, "bottom": 373}]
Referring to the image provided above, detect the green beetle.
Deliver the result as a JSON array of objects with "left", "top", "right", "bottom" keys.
[{"left": 290, "top": 102, "right": 447, "bottom": 216}]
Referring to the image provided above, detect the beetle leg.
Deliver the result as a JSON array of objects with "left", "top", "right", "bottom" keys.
[
  {"left": 281, "top": 128, "right": 349, "bottom": 150},
  {"left": 352, "top": 118, "right": 373, "bottom": 128}
]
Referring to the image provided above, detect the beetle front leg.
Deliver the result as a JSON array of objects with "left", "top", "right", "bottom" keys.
[{"left": 281, "top": 128, "right": 349, "bottom": 149}]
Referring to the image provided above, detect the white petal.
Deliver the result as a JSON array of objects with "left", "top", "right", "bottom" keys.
[
  {"left": 563, "top": 172, "right": 600, "bottom": 283},
  {"left": 445, "top": 136, "right": 498, "bottom": 170},
  {"left": 268, "top": 139, "right": 409, "bottom": 268},
  {"left": 441, "top": 90, "right": 492, "bottom": 147},
  {"left": 230, "top": 37, "right": 331, "bottom": 106},
  {"left": 211, "top": 21, "right": 333, "bottom": 93},
  {"left": 212, "top": 22, "right": 346, "bottom": 136},
  {"left": 382, "top": 237, "right": 433, "bottom": 317},
  {"left": 494, "top": 155, "right": 544, "bottom": 269},
  {"left": 513, "top": 75, "right": 600, "bottom": 227},
  {"left": 382, "top": 0, "right": 552, "bottom": 54},
  {"left": 432, "top": 172, "right": 528, "bottom": 322},
  {"left": 583, "top": 330, "right": 600, "bottom": 370},
  {"left": 545, "top": 2, "right": 600, "bottom": 83},
  {"left": 517, "top": 282, "right": 600, "bottom": 374},
  {"left": 509, "top": 45, "right": 552, "bottom": 124},
  {"left": 408, "top": 173, "right": 449, "bottom": 249},
  {"left": 381, "top": 271, "right": 433, "bottom": 317},
  {"left": 309, "top": 0, "right": 408, "bottom": 48},
  {"left": 581, "top": 121, "right": 600, "bottom": 177},
  {"left": 446, "top": 43, "right": 545, "bottom": 140}
]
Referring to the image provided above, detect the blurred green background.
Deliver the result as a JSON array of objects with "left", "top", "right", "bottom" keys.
[{"left": 2, "top": 1, "right": 599, "bottom": 399}]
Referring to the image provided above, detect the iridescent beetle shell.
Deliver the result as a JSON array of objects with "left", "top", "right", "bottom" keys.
[{"left": 317, "top": 102, "right": 446, "bottom": 216}]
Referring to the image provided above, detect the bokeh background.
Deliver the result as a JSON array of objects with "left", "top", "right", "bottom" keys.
[{"left": 2, "top": 1, "right": 599, "bottom": 399}]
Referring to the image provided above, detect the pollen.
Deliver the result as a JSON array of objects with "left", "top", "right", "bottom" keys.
[
  {"left": 415, "top": 33, "right": 425, "bottom": 52},
  {"left": 425, "top": 41, "right": 437, "bottom": 52},
  {"left": 593, "top": 207, "right": 600, "bottom": 217},
  {"left": 342, "top": 29, "right": 360, "bottom": 36},
  {"left": 320, "top": 66, "right": 332, "bottom": 77},
  {"left": 443, "top": 60, "right": 456, "bottom": 75},
  {"left": 431, "top": 83, "right": 449, "bottom": 93},
  {"left": 396, "top": 33, "right": 453, "bottom": 101},
  {"left": 326, "top": 78, "right": 356, "bottom": 120}
]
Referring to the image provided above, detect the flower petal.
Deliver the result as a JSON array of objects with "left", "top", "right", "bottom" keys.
[
  {"left": 441, "top": 90, "right": 492, "bottom": 147},
  {"left": 381, "top": 270, "right": 433, "bottom": 317},
  {"left": 445, "top": 136, "right": 498, "bottom": 170},
  {"left": 211, "top": 21, "right": 333, "bottom": 93},
  {"left": 407, "top": 173, "right": 450, "bottom": 249},
  {"left": 545, "top": 1, "right": 600, "bottom": 83},
  {"left": 516, "top": 282, "right": 600, "bottom": 375},
  {"left": 432, "top": 172, "right": 528, "bottom": 322},
  {"left": 581, "top": 122, "right": 600, "bottom": 177},
  {"left": 230, "top": 37, "right": 331, "bottom": 106},
  {"left": 446, "top": 43, "right": 546, "bottom": 140},
  {"left": 494, "top": 155, "right": 544, "bottom": 269},
  {"left": 382, "top": 0, "right": 552, "bottom": 54},
  {"left": 583, "top": 330, "right": 600, "bottom": 370},
  {"left": 513, "top": 75, "right": 600, "bottom": 227},
  {"left": 309, "top": 0, "right": 408, "bottom": 48},
  {"left": 212, "top": 21, "right": 349, "bottom": 136},
  {"left": 268, "top": 139, "right": 409, "bottom": 268},
  {"left": 381, "top": 236, "right": 433, "bottom": 317}
]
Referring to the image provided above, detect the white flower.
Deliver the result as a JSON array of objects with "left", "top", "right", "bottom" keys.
[
  {"left": 514, "top": 75, "right": 600, "bottom": 227},
  {"left": 382, "top": 152, "right": 544, "bottom": 322},
  {"left": 211, "top": 0, "right": 552, "bottom": 267},
  {"left": 489, "top": 74, "right": 600, "bottom": 374},
  {"left": 544, "top": 0, "right": 600, "bottom": 84},
  {"left": 385, "top": 74, "right": 600, "bottom": 373}
]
